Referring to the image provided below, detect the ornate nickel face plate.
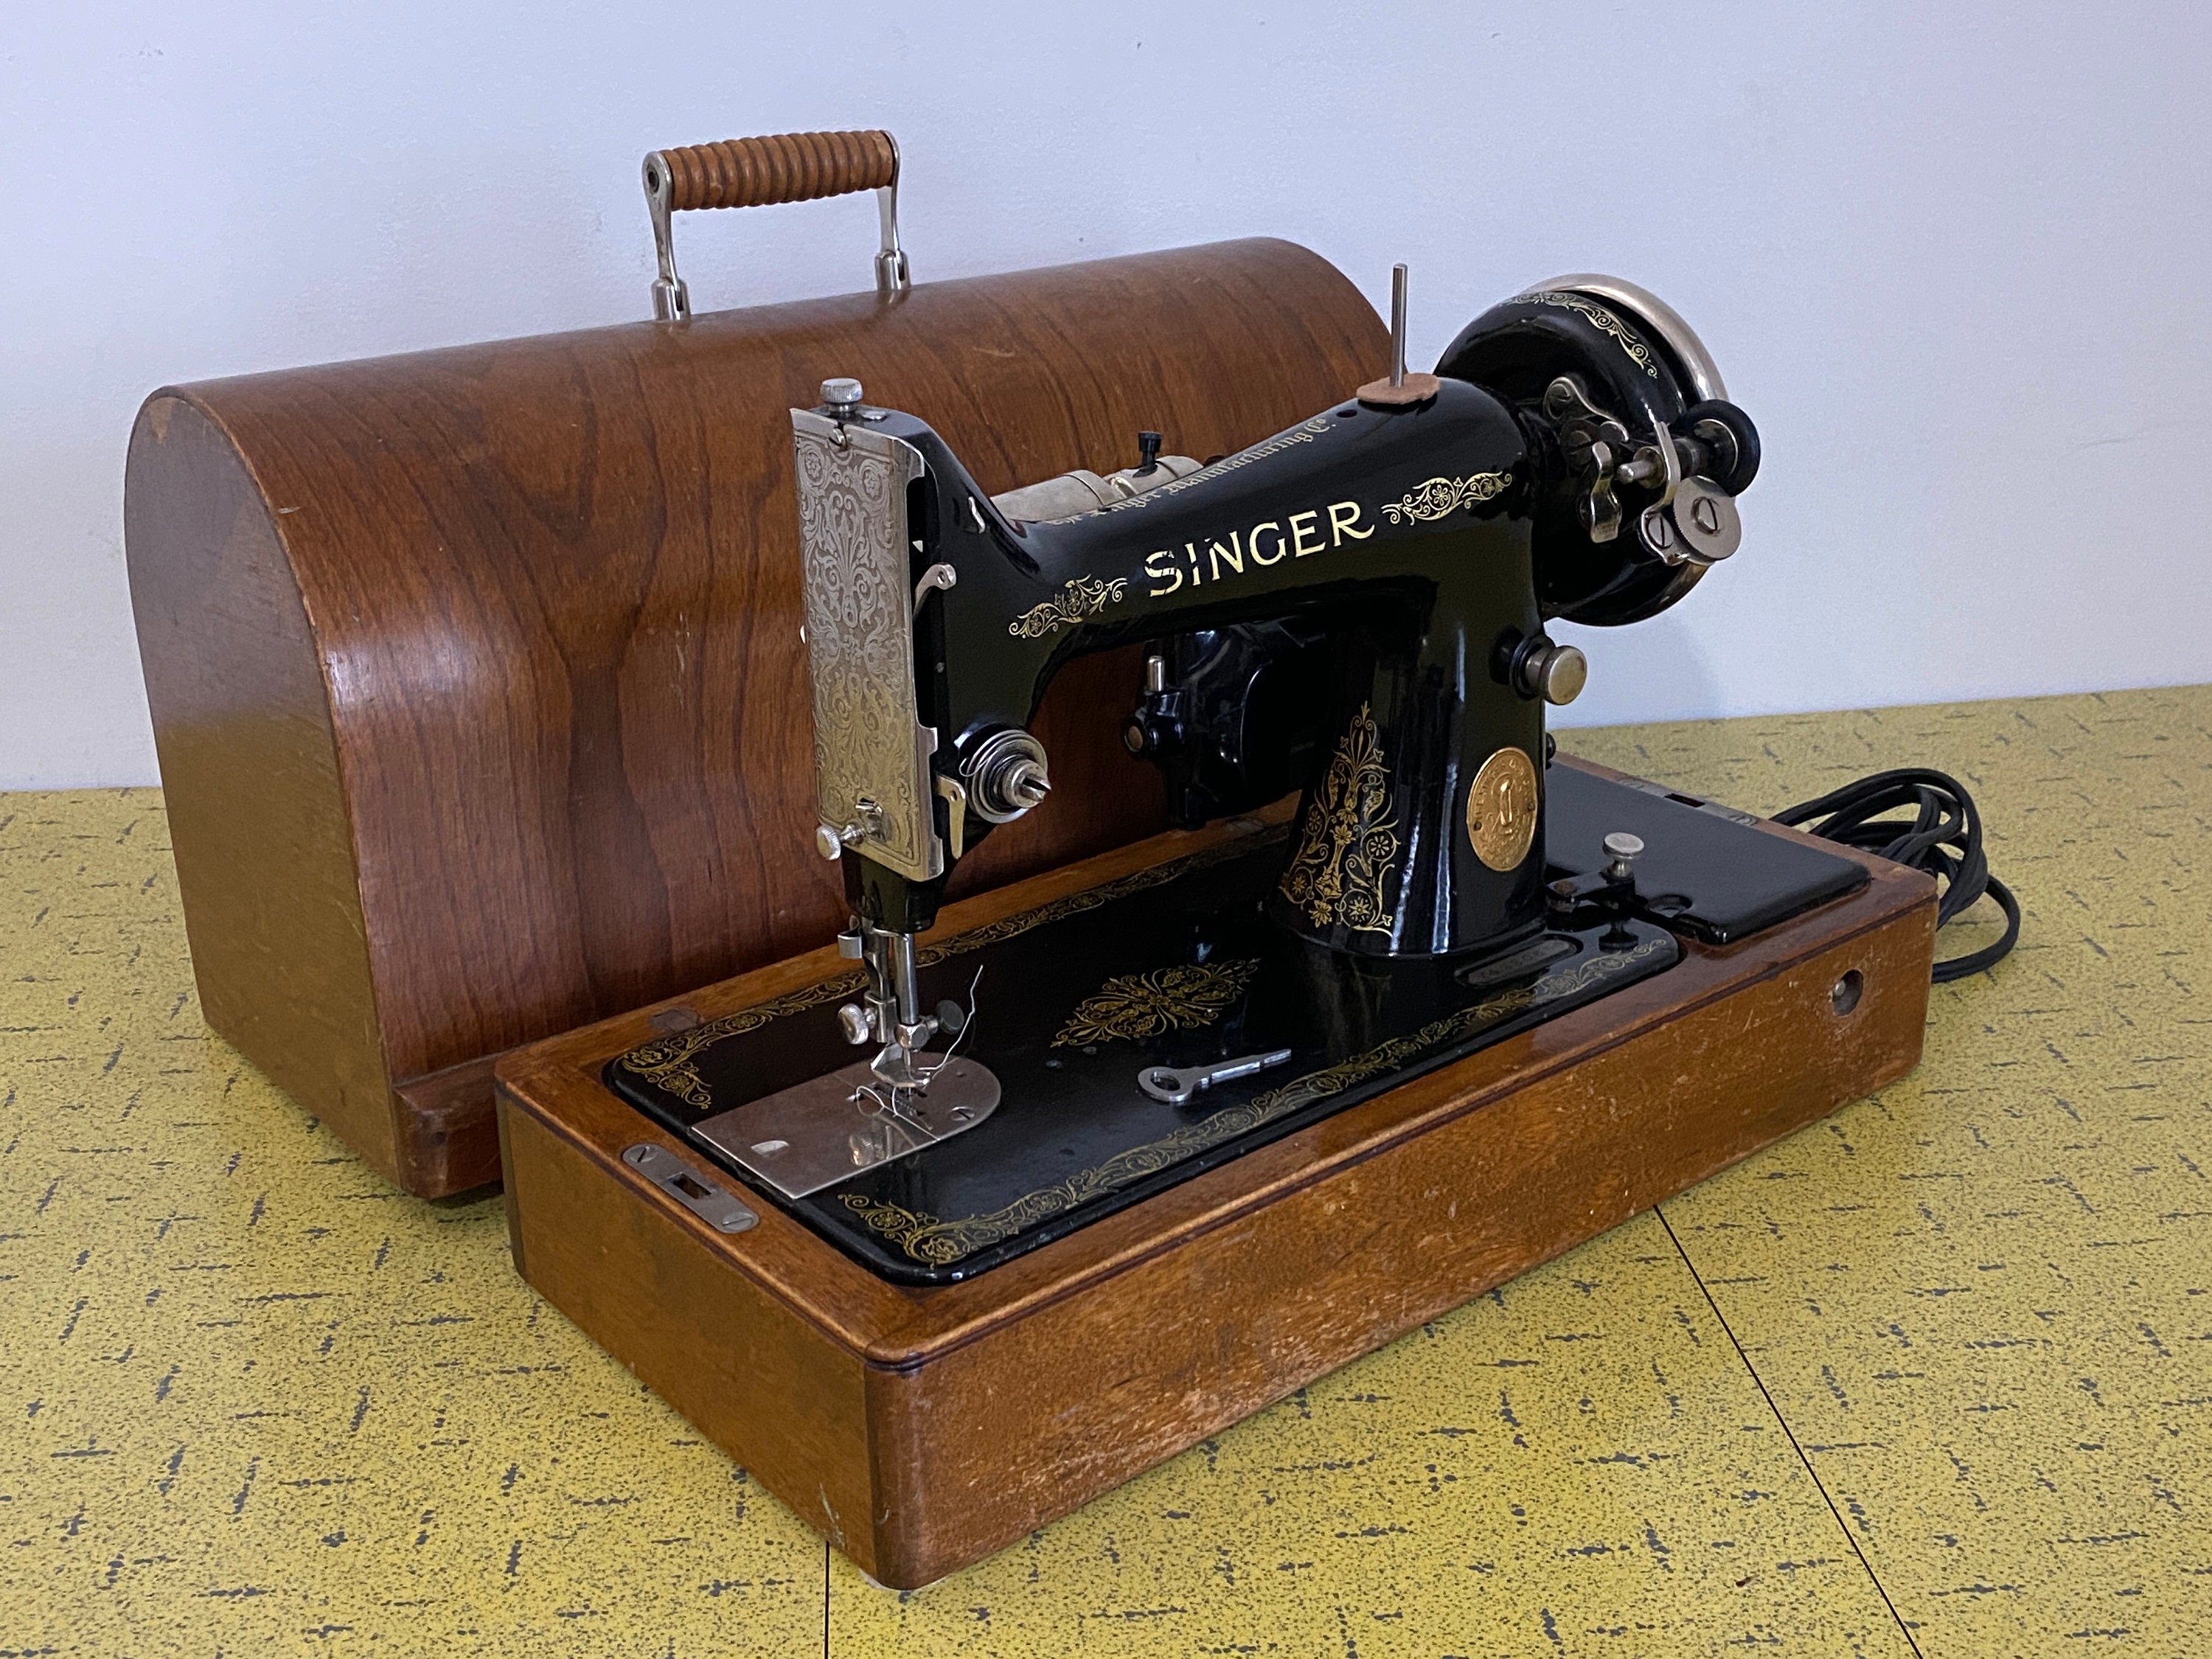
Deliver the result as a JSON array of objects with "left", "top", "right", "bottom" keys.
[
  {"left": 1467, "top": 745, "right": 1540, "bottom": 872},
  {"left": 790, "top": 410, "right": 942, "bottom": 883}
]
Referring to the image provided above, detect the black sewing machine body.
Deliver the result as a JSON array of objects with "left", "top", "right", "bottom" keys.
[
  {"left": 597, "top": 276, "right": 1852, "bottom": 1283},
  {"left": 851, "top": 376, "right": 1547, "bottom": 955}
]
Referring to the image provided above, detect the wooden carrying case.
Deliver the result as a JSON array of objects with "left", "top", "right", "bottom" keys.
[
  {"left": 124, "top": 227, "right": 1387, "bottom": 1196},
  {"left": 495, "top": 759, "right": 1938, "bottom": 1587}
]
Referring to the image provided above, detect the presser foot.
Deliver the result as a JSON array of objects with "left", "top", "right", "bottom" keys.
[{"left": 691, "top": 1055, "right": 1001, "bottom": 1201}]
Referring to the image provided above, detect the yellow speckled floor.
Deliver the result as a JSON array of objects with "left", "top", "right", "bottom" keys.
[{"left": 4, "top": 686, "right": 2206, "bottom": 1657}]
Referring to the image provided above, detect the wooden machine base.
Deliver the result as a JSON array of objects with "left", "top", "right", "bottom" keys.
[{"left": 495, "top": 760, "right": 1937, "bottom": 1588}]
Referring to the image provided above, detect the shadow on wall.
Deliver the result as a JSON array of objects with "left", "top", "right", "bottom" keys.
[{"left": 1549, "top": 611, "right": 1725, "bottom": 731}]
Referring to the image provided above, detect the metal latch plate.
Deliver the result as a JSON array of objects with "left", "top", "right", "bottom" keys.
[{"left": 621, "top": 1143, "right": 759, "bottom": 1233}]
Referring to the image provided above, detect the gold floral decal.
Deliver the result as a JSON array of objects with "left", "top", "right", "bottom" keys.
[
  {"left": 1382, "top": 473, "right": 1512, "bottom": 524},
  {"left": 1008, "top": 574, "right": 1130, "bottom": 639},
  {"left": 1051, "top": 959, "right": 1261, "bottom": 1048},
  {"left": 613, "top": 827, "right": 1286, "bottom": 1107},
  {"left": 1277, "top": 703, "right": 1399, "bottom": 936},
  {"left": 1520, "top": 291, "right": 1661, "bottom": 380},
  {"left": 838, "top": 935, "right": 1670, "bottom": 1264}
]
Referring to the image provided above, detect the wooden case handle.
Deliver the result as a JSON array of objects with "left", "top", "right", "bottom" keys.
[
  {"left": 651, "top": 130, "right": 897, "bottom": 212},
  {"left": 643, "top": 129, "right": 909, "bottom": 319}
]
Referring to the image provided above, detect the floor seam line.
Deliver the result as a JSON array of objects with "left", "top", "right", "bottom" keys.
[
  {"left": 1653, "top": 1200, "right": 1926, "bottom": 1659},
  {"left": 823, "top": 1538, "right": 832, "bottom": 1658}
]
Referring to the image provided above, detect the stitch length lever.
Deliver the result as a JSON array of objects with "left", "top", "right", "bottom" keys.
[{"left": 1136, "top": 1048, "right": 1294, "bottom": 1107}]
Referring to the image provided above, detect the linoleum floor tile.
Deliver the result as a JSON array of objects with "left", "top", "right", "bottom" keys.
[
  {"left": 828, "top": 1214, "right": 1912, "bottom": 1658},
  {"left": 1579, "top": 687, "right": 2212, "bottom": 1654},
  {"left": 0, "top": 791, "right": 828, "bottom": 1658},
  {"left": 11, "top": 685, "right": 2211, "bottom": 1657}
]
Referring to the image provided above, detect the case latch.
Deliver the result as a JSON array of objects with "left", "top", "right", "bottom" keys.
[{"left": 621, "top": 1143, "right": 757, "bottom": 1234}]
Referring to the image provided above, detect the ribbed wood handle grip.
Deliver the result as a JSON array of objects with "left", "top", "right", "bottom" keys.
[{"left": 653, "top": 130, "right": 898, "bottom": 212}]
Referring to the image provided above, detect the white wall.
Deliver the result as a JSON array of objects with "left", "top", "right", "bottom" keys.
[{"left": 6, "top": 2, "right": 2209, "bottom": 787}]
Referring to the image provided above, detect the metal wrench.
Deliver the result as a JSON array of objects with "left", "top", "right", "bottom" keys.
[{"left": 1136, "top": 1048, "right": 1294, "bottom": 1106}]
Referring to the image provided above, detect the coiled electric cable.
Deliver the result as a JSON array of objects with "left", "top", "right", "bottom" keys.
[{"left": 1772, "top": 768, "right": 2020, "bottom": 983}]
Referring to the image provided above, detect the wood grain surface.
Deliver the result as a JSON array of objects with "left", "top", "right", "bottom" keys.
[
  {"left": 496, "top": 757, "right": 1939, "bottom": 1586},
  {"left": 122, "top": 239, "right": 1389, "bottom": 1197}
]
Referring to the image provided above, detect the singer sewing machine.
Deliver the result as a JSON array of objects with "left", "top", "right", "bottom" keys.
[
  {"left": 498, "top": 268, "right": 1938, "bottom": 1587},
  {"left": 595, "top": 270, "right": 1866, "bottom": 1279}
]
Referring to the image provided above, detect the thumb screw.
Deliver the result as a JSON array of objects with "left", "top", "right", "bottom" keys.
[{"left": 1602, "top": 832, "right": 1644, "bottom": 880}]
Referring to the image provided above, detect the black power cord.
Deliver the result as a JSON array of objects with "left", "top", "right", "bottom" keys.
[{"left": 1771, "top": 768, "right": 2020, "bottom": 983}]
